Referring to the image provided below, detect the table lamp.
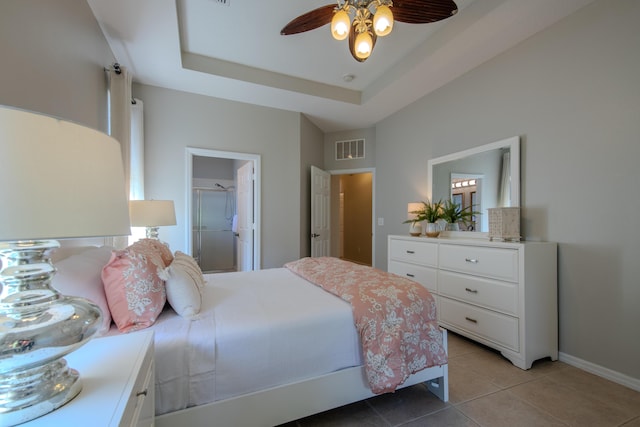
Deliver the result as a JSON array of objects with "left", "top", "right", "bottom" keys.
[
  {"left": 129, "top": 200, "right": 176, "bottom": 240},
  {"left": 0, "top": 105, "right": 130, "bottom": 425}
]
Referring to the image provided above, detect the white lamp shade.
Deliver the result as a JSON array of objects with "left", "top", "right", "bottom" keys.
[
  {"left": 0, "top": 105, "right": 131, "bottom": 241},
  {"left": 129, "top": 200, "right": 176, "bottom": 227}
]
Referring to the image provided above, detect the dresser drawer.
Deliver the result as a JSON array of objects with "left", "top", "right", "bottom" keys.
[
  {"left": 439, "top": 270, "right": 518, "bottom": 316},
  {"left": 387, "top": 235, "right": 557, "bottom": 371},
  {"left": 389, "top": 238, "right": 437, "bottom": 267},
  {"left": 439, "top": 297, "right": 519, "bottom": 352},
  {"left": 389, "top": 260, "right": 437, "bottom": 293},
  {"left": 439, "top": 244, "right": 518, "bottom": 282}
]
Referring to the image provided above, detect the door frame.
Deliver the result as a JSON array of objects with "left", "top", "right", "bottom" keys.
[
  {"left": 328, "top": 167, "right": 376, "bottom": 268},
  {"left": 185, "top": 147, "right": 261, "bottom": 270}
]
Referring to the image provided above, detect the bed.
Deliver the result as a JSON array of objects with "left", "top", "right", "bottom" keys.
[{"left": 51, "top": 244, "right": 449, "bottom": 427}]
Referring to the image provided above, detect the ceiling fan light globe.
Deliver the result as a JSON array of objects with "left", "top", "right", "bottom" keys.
[
  {"left": 331, "top": 10, "right": 351, "bottom": 41},
  {"left": 373, "top": 5, "right": 393, "bottom": 36},
  {"left": 354, "top": 31, "right": 373, "bottom": 59}
]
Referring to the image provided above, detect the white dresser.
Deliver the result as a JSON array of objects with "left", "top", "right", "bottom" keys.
[
  {"left": 388, "top": 235, "right": 557, "bottom": 370},
  {"left": 22, "top": 330, "right": 155, "bottom": 427}
]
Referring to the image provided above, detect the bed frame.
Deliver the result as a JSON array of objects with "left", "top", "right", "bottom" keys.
[
  {"left": 50, "top": 247, "right": 448, "bottom": 426},
  {"left": 156, "top": 330, "right": 448, "bottom": 427}
]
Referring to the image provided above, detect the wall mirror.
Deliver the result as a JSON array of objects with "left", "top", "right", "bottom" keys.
[{"left": 427, "top": 136, "right": 520, "bottom": 235}]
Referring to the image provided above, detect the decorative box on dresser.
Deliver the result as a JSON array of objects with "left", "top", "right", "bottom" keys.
[
  {"left": 22, "top": 330, "right": 155, "bottom": 427},
  {"left": 388, "top": 235, "right": 557, "bottom": 370}
]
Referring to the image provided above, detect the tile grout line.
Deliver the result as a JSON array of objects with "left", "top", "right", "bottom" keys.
[
  {"left": 364, "top": 398, "right": 393, "bottom": 427},
  {"left": 497, "top": 385, "right": 571, "bottom": 427}
]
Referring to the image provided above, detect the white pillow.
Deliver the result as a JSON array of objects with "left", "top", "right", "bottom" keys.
[
  {"left": 172, "top": 251, "right": 206, "bottom": 289},
  {"left": 159, "top": 255, "right": 204, "bottom": 319},
  {"left": 50, "top": 245, "right": 98, "bottom": 264},
  {"left": 51, "top": 246, "right": 114, "bottom": 336}
]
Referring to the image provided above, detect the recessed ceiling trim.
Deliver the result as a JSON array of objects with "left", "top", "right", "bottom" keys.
[
  {"left": 88, "top": 0, "right": 595, "bottom": 133},
  {"left": 181, "top": 52, "right": 362, "bottom": 105}
]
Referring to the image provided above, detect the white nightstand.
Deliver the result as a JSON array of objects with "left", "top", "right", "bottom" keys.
[{"left": 21, "top": 330, "right": 155, "bottom": 427}]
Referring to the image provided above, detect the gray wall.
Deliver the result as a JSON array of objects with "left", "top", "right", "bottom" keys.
[
  {"left": 0, "top": 0, "right": 113, "bottom": 131},
  {"left": 324, "top": 127, "right": 377, "bottom": 171},
  {"left": 299, "top": 115, "right": 325, "bottom": 257},
  {"left": 193, "top": 156, "right": 235, "bottom": 181},
  {"left": 373, "top": 0, "right": 640, "bottom": 381},
  {"left": 134, "top": 84, "right": 305, "bottom": 268}
]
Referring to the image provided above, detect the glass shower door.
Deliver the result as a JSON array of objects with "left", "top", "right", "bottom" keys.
[{"left": 193, "top": 189, "right": 236, "bottom": 273}]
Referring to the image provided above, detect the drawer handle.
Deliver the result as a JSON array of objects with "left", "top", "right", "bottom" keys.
[
  {"left": 136, "top": 389, "right": 148, "bottom": 397},
  {"left": 465, "top": 288, "right": 478, "bottom": 294},
  {"left": 406, "top": 250, "right": 415, "bottom": 254},
  {"left": 465, "top": 317, "right": 478, "bottom": 324},
  {"left": 465, "top": 258, "right": 479, "bottom": 264},
  {"left": 406, "top": 273, "right": 415, "bottom": 278}
]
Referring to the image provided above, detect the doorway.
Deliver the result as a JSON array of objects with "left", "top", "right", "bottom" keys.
[
  {"left": 185, "top": 148, "right": 261, "bottom": 271},
  {"left": 329, "top": 169, "right": 374, "bottom": 267},
  {"left": 192, "top": 171, "right": 236, "bottom": 273}
]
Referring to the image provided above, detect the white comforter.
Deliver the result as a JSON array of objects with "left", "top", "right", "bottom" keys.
[{"left": 114, "top": 268, "right": 363, "bottom": 415}]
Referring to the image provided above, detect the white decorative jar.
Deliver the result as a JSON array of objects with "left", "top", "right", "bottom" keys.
[
  {"left": 425, "top": 223, "right": 441, "bottom": 238},
  {"left": 409, "top": 222, "right": 423, "bottom": 236},
  {"left": 488, "top": 207, "right": 521, "bottom": 241}
]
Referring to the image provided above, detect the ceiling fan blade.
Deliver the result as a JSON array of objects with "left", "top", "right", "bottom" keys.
[
  {"left": 348, "top": 26, "right": 377, "bottom": 63},
  {"left": 393, "top": 0, "right": 458, "bottom": 24},
  {"left": 281, "top": 4, "right": 336, "bottom": 35}
]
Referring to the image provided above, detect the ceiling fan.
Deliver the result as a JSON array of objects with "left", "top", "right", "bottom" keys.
[{"left": 281, "top": 0, "right": 458, "bottom": 62}]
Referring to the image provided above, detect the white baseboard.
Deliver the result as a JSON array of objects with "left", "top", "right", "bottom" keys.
[{"left": 559, "top": 352, "right": 640, "bottom": 392}]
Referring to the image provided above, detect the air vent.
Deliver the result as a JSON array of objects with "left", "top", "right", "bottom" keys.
[
  {"left": 211, "top": 0, "right": 230, "bottom": 5},
  {"left": 335, "top": 139, "right": 365, "bottom": 160}
]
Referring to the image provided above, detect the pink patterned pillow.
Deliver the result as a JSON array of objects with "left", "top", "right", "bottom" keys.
[
  {"left": 102, "top": 241, "right": 167, "bottom": 333},
  {"left": 134, "top": 238, "right": 174, "bottom": 267}
]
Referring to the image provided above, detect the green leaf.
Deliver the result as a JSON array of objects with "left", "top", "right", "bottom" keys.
[{"left": 402, "top": 198, "right": 443, "bottom": 224}]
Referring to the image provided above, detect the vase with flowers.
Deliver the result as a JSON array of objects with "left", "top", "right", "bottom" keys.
[
  {"left": 441, "top": 199, "right": 479, "bottom": 231},
  {"left": 403, "top": 199, "right": 443, "bottom": 237}
]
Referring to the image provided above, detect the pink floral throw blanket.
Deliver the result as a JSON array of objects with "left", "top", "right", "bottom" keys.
[{"left": 284, "top": 257, "right": 447, "bottom": 394}]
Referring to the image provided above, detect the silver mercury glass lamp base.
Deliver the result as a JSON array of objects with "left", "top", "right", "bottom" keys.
[
  {"left": 145, "top": 226, "right": 160, "bottom": 240},
  {"left": 0, "top": 240, "right": 101, "bottom": 426}
]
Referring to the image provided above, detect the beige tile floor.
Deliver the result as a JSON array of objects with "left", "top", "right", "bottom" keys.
[{"left": 281, "top": 332, "right": 640, "bottom": 427}]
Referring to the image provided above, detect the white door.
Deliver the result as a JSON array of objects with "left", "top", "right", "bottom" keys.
[
  {"left": 237, "top": 162, "right": 254, "bottom": 271},
  {"left": 310, "top": 166, "right": 330, "bottom": 257}
]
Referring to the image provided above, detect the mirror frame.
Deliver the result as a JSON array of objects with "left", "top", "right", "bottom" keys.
[{"left": 427, "top": 136, "right": 520, "bottom": 239}]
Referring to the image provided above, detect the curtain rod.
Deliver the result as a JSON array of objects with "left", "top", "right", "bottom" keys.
[
  {"left": 103, "top": 62, "right": 122, "bottom": 75},
  {"left": 104, "top": 63, "right": 137, "bottom": 105}
]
